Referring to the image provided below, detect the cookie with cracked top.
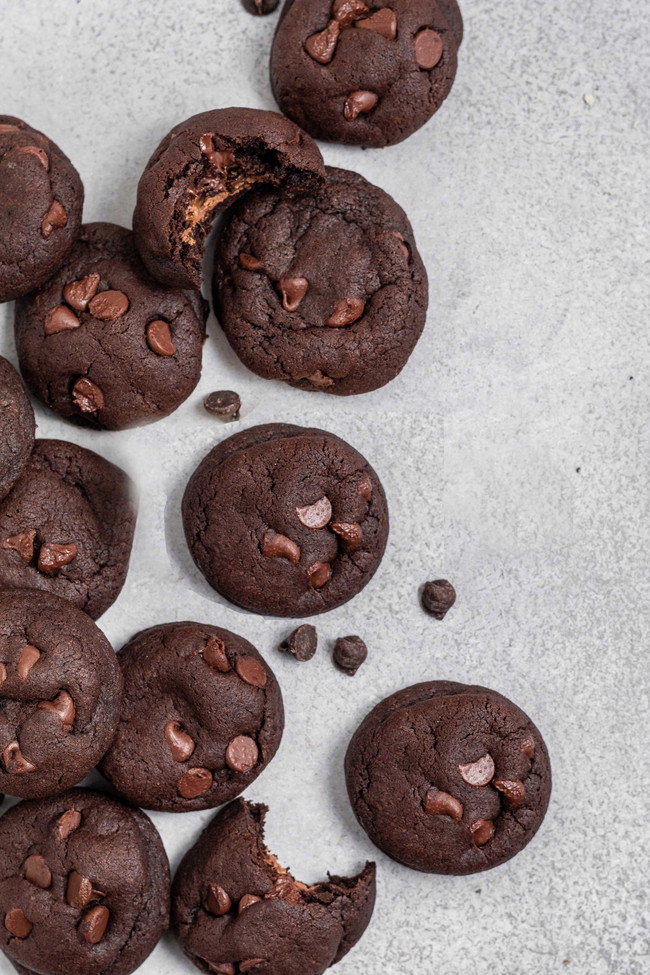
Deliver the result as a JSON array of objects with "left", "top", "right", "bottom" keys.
[
  {"left": 271, "top": 0, "right": 463, "bottom": 148},
  {"left": 345, "top": 681, "right": 552, "bottom": 874},
  {"left": 0, "top": 356, "right": 35, "bottom": 502},
  {"left": 100, "top": 622, "right": 284, "bottom": 812},
  {"left": 133, "top": 108, "right": 324, "bottom": 290},
  {"left": 0, "top": 115, "right": 83, "bottom": 302},
  {"left": 14, "top": 223, "right": 207, "bottom": 430},
  {"left": 0, "top": 590, "right": 122, "bottom": 800},
  {"left": 0, "top": 438, "right": 136, "bottom": 620},
  {"left": 214, "top": 166, "right": 428, "bottom": 395},
  {"left": 171, "top": 798, "right": 376, "bottom": 975},
  {"left": 182, "top": 423, "right": 389, "bottom": 617},
  {"left": 0, "top": 788, "right": 170, "bottom": 975}
]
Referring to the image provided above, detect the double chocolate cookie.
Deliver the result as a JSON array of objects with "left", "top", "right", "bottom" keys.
[
  {"left": 345, "top": 681, "right": 552, "bottom": 874},
  {"left": 214, "top": 166, "right": 428, "bottom": 395},
  {"left": 182, "top": 423, "right": 389, "bottom": 617},
  {"left": 0, "top": 116, "right": 83, "bottom": 302},
  {"left": 172, "top": 798, "right": 376, "bottom": 975},
  {"left": 0, "top": 356, "right": 34, "bottom": 502},
  {"left": 15, "top": 223, "right": 207, "bottom": 430},
  {"left": 0, "top": 439, "right": 136, "bottom": 619},
  {"left": 0, "top": 789, "right": 170, "bottom": 975},
  {"left": 133, "top": 108, "right": 324, "bottom": 289},
  {"left": 271, "top": 0, "right": 463, "bottom": 148},
  {"left": 0, "top": 590, "right": 122, "bottom": 800},
  {"left": 101, "top": 622, "right": 284, "bottom": 812}
]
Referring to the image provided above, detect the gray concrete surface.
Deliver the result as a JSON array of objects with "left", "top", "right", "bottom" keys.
[{"left": 0, "top": 1, "right": 648, "bottom": 973}]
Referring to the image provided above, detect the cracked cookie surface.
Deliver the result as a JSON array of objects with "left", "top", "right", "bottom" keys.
[{"left": 0, "top": 356, "right": 34, "bottom": 502}]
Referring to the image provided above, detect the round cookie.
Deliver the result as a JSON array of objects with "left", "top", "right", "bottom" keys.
[
  {"left": 182, "top": 423, "right": 389, "bottom": 617},
  {"left": 345, "top": 681, "right": 552, "bottom": 874},
  {"left": 214, "top": 166, "right": 428, "bottom": 395},
  {"left": 15, "top": 223, "right": 207, "bottom": 430},
  {"left": 133, "top": 108, "right": 325, "bottom": 290},
  {"left": 171, "top": 798, "right": 376, "bottom": 975},
  {"left": 0, "top": 788, "right": 170, "bottom": 975},
  {"left": 271, "top": 0, "right": 462, "bottom": 148},
  {"left": 0, "top": 438, "right": 137, "bottom": 620},
  {"left": 101, "top": 622, "right": 284, "bottom": 812},
  {"left": 0, "top": 356, "right": 35, "bottom": 501},
  {"left": 0, "top": 115, "right": 83, "bottom": 302},
  {"left": 0, "top": 590, "right": 123, "bottom": 800}
]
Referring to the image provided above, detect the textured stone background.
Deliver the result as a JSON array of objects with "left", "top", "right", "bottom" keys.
[{"left": 0, "top": 1, "right": 648, "bottom": 973}]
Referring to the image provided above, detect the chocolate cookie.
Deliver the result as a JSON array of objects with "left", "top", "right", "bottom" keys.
[
  {"left": 0, "top": 356, "right": 34, "bottom": 502},
  {"left": 182, "top": 423, "right": 389, "bottom": 617},
  {"left": 271, "top": 0, "right": 463, "bottom": 148},
  {"left": 0, "top": 116, "right": 83, "bottom": 302},
  {"left": 345, "top": 681, "right": 552, "bottom": 874},
  {"left": 171, "top": 798, "right": 376, "bottom": 975},
  {"left": 0, "top": 439, "right": 136, "bottom": 620},
  {"left": 0, "top": 788, "right": 170, "bottom": 975},
  {"left": 214, "top": 166, "right": 428, "bottom": 395},
  {"left": 101, "top": 622, "right": 283, "bottom": 812},
  {"left": 133, "top": 108, "right": 324, "bottom": 290},
  {"left": 14, "top": 223, "right": 207, "bottom": 430},
  {"left": 0, "top": 590, "right": 122, "bottom": 800}
]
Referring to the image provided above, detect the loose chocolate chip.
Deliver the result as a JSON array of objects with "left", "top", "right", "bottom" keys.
[
  {"left": 262, "top": 530, "right": 301, "bottom": 564},
  {"left": 146, "top": 320, "right": 176, "bottom": 357},
  {"left": 333, "top": 634, "right": 367, "bottom": 676},
  {"left": 56, "top": 809, "right": 81, "bottom": 839},
  {"left": 225, "top": 735, "right": 259, "bottom": 773},
  {"left": 421, "top": 579, "right": 456, "bottom": 620},
  {"left": 18, "top": 145, "right": 49, "bottom": 170},
  {"left": 16, "top": 644, "right": 40, "bottom": 680},
  {"left": 240, "top": 961, "right": 266, "bottom": 973},
  {"left": 88, "top": 289, "right": 129, "bottom": 321},
  {"left": 414, "top": 28, "right": 444, "bottom": 69},
  {"left": 235, "top": 656, "right": 267, "bottom": 688},
  {"left": 38, "top": 541, "right": 78, "bottom": 574},
  {"left": 278, "top": 624, "right": 317, "bottom": 662},
  {"left": 66, "top": 871, "right": 104, "bottom": 910},
  {"left": 393, "top": 230, "right": 410, "bottom": 259},
  {"left": 24, "top": 854, "right": 52, "bottom": 890},
  {"left": 344, "top": 90, "right": 378, "bottom": 121},
  {"left": 239, "top": 252, "right": 264, "bottom": 271},
  {"left": 41, "top": 200, "right": 68, "bottom": 240},
  {"left": 178, "top": 768, "right": 214, "bottom": 799},
  {"left": 238, "top": 893, "right": 261, "bottom": 913},
  {"left": 305, "top": 20, "right": 341, "bottom": 63},
  {"left": 44, "top": 304, "right": 80, "bottom": 336},
  {"left": 202, "top": 636, "right": 231, "bottom": 672},
  {"left": 326, "top": 297, "right": 365, "bottom": 327},
  {"left": 279, "top": 277, "right": 308, "bottom": 312},
  {"left": 494, "top": 779, "right": 526, "bottom": 809},
  {"left": 355, "top": 7, "right": 397, "bottom": 39},
  {"left": 296, "top": 496, "right": 332, "bottom": 529},
  {"left": 522, "top": 735, "right": 536, "bottom": 759},
  {"left": 307, "top": 561, "right": 332, "bottom": 589},
  {"left": 165, "top": 721, "right": 196, "bottom": 762},
  {"left": 333, "top": 0, "right": 368, "bottom": 25},
  {"left": 204, "top": 390, "right": 241, "bottom": 420},
  {"left": 1, "top": 530, "right": 36, "bottom": 562},
  {"left": 423, "top": 788, "right": 463, "bottom": 821},
  {"left": 206, "top": 883, "right": 232, "bottom": 917},
  {"left": 458, "top": 754, "right": 495, "bottom": 788},
  {"left": 2, "top": 741, "right": 36, "bottom": 774},
  {"left": 470, "top": 819, "right": 495, "bottom": 847},
  {"left": 63, "top": 273, "right": 101, "bottom": 311},
  {"left": 330, "top": 521, "right": 363, "bottom": 551},
  {"left": 4, "top": 908, "right": 32, "bottom": 938},
  {"left": 39, "top": 690, "right": 75, "bottom": 730},
  {"left": 358, "top": 474, "right": 373, "bottom": 501},
  {"left": 72, "top": 377, "right": 104, "bottom": 414},
  {"left": 79, "top": 905, "right": 110, "bottom": 944},
  {"left": 308, "top": 370, "right": 335, "bottom": 388},
  {"left": 242, "top": 0, "right": 279, "bottom": 14}
]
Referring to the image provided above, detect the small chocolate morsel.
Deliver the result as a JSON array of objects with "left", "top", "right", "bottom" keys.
[
  {"left": 358, "top": 475, "right": 373, "bottom": 501},
  {"left": 331, "top": 521, "right": 362, "bottom": 551},
  {"left": 241, "top": 0, "right": 278, "bottom": 14},
  {"left": 296, "top": 496, "right": 332, "bottom": 529},
  {"left": 79, "top": 905, "right": 110, "bottom": 944},
  {"left": 344, "top": 91, "right": 379, "bottom": 121},
  {"left": 239, "top": 253, "right": 264, "bottom": 271},
  {"left": 326, "top": 297, "right": 365, "bottom": 327},
  {"left": 235, "top": 656, "right": 267, "bottom": 688},
  {"left": 39, "top": 690, "right": 75, "bottom": 730},
  {"left": 38, "top": 541, "right": 78, "bottom": 574},
  {"left": 18, "top": 146, "right": 49, "bottom": 169},
  {"left": 165, "top": 721, "right": 196, "bottom": 762},
  {"left": 307, "top": 561, "right": 331, "bottom": 589},
  {"left": 238, "top": 893, "right": 261, "bottom": 913},
  {"left": 178, "top": 768, "right": 213, "bottom": 799},
  {"left": 204, "top": 390, "right": 241, "bottom": 420},
  {"left": 421, "top": 579, "right": 456, "bottom": 620},
  {"left": 393, "top": 230, "right": 410, "bottom": 259},
  {"left": 56, "top": 808, "right": 81, "bottom": 839},
  {"left": 333, "top": 635, "right": 367, "bottom": 676},
  {"left": 72, "top": 377, "right": 104, "bottom": 414},
  {"left": 494, "top": 779, "right": 526, "bottom": 809},
  {"left": 206, "top": 883, "right": 232, "bottom": 916},
  {"left": 355, "top": 8, "right": 397, "bottom": 39},
  {"left": 458, "top": 754, "right": 495, "bottom": 788},
  {"left": 24, "top": 854, "right": 52, "bottom": 889},
  {"left": 1, "top": 530, "right": 36, "bottom": 562},
  {"left": 278, "top": 624, "right": 317, "bottom": 662},
  {"left": 41, "top": 201, "right": 68, "bottom": 240},
  {"left": 16, "top": 644, "right": 40, "bottom": 680},
  {"left": 522, "top": 735, "right": 536, "bottom": 759},
  {"left": 66, "top": 870, "right": 104, "bottom": 909},
  {"left": 414, "top": 28, "right": 444, "bottom": 69},
  {"left": 4, "top": 908, "right": 32, "bottom": 938},
  {"left": 279, "top": 276, "right": 308, "bottom": 312},
  {"left": 2, "top": 741, "right": 36, "bottom": 774},
  {"left": 333, "top": 0, "right": 369, "bottom": 25},
  {"left": 0, "top": 664, "right": 5, "bottom": 684},
  {"left": 470, "top": 819, "right": 495, "bottom": 847},
  {"left": 44, "top": 304, "right": 80, "bottom": 336},
  {"left": 146, "top": 320, "right": 176, "bottom": 357},
  {"left": 199, "top": 135, "right": 235, "bottom": 170},
  {"left": 88, "top": 289, "right": 129, "bottom": 321},
  {"left": 225, "top": 735, "right": 259, "bottom": 773},
  {"left": 424, "top": 788, "right": 463, "bottom": 821},
  {"left": 262, "top": 531, "right": 301, "bottom": 564},
  {"left": 306, "top": 20, "right": 341, "bottom": 63},
  {"left": 202, "top": 635, "right": 231, "bottom": 672},
  {"left": 63, "top": 273, "right": 101, "bottom": 311}
]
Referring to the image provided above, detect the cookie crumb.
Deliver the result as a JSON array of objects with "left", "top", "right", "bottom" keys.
[
  {"left": 333, "top": 635, "right": 367, "bottom": 676},
  {"left": 204, "top": 390, "right": 241, "bottom": 420},
  {"left": 278, "top": 624, "right": 317, "bottom": 662},
  {"left": 421, "top": 579, "right": 456, "bottom": 620},
  {"left": 583, "top": 93, "right": 595, "bottom": 106}
]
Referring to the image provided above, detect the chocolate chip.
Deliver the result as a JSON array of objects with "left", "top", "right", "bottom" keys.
[
  {"left": 177, "top": 767, "right": 213, "bottom": 799},
  {"left": 72, "top": 377, "right": 104, "bottom": 414},
  {"left": 240, "top": 961, "right": 266, "bottom": 973},
  {"left": 206, "top": 883, "right": 232, "bottom": 916},
  {"left": 326, "top": 297, "right": 365, "bottom": 327},
  {"left": 63, "top": 273, "right": 101, "bottom": 311},
  {"left": 146, "top": 320, "right": 176, "bottom": 357},
  {"left": 296, "top": 496, "right": 332, "bottom": 529},
  {"left": 204, "top": 390, "right": 241, "bottom": 420},
  {"left": 2, "top": 741, "right": 36, "bottom": 774},
  {"left": 307, "top": 561, "right": 332, "bottom": 589},
  {"left": 239, "top": 252, "right": 264, "bottom": 271},
  {"left": 4, "top": 908, "right": 32, "bottom": 938},
  {"left": 344, "top": 90, "right": 378, "bottom": 121},
  {"left": 55, "top": 809, "right": 81, "bottom": 839},
  {"left": 355, "top": 7, "right": 397, "bottom": 39},
  {"left": 242, "top": 0, "right": 279, "bottom": 14},
  {"left": 333, "top": 0, "right": 368, "bottom": 25},
  {"left": 470, "top": 819, "right": 495, "bottom": 847},
  {"left": 18, "top": 145, "right": 49, "bottom": 169},
  {"left": 305, "top": 20, "right": 341, "bottom": 63},
  {"left": 24, "top": 854, "right": 52, "bottom": 889},
  {"left": 414, "top": 28, "right": 443, "bottom": 69},
  {"left": 38, "top": 541, "right": 78, "bottom": 573},
  {"left": 238, "top": 893, "right": 261, "bottom": 913},
  {"left": 308, "top": 370, "right": 335, "bottom": 388},
  {"left": 393, "top": 230, "right": 410, "bottom": 259},
  {"left": 39, "top": 690, "right": 75, "bottom": 731},
  {"left": 66, "top": 871, "right": 104, "bottom": 910},
  {"left": 358, "top": 474, "right": 373, "bottom": 500},
  {"left": 423, "top": 788, "right": 463, "bottom": 821},
  {"left": 458, "top": 753, "right": 495, "bottom": 787},
  {"left": 278, "top": 624, "right": 317, "bottom": 662},
  {"left": 235, "top": 656, "right": 267, "bottom": 688},
  {"left": 41, "top": 200, "right": 68, "bottom": 240},
  {"left": 279, "top": 276, "right": 308, "bottom": 312},
  {"left": 225, "top": 735, "right": 259, "bottom": 773},
  {"left": 330, "top": 521, "right": 363, "bottom": 551},
  {"left": 79, "top": 905, "right": 110, "bottom": 944},
  {"left": 0, "top": 123, "right": 23, "bottom": 132},
  {"left": 16, "top": 644, "right": 40, "bottom": 680},
  {"left": 88, "top": 289, "right": 129, "bottom": 321},
  {"left": 421, "top": 579, "right": 456, "bottom": 620},
  {"left": 202, "top": 635, "right": 231, "bottom": 672},
  {"left": 1, "top": 530, "right": 36, "bottom": 562},
  {"left": 494, "top": 779, "right": 526, "bottom": 809},
  {"left": 44, "top": 304, "right": 80, "bottom": 335},
  {"left": 199, "top": 134, "right": 235, "bottom": 170},
  {"left": 522, "top": 735, "right": 536, "bottom": 759},
  {"left": 211, "top": 965, "right": 235, "bottom": 975},
  {"left": 262, "top": 530, "right": 301, "bottom": 564},
  {"left": 0, "top": 664, "right": 5, "bottom": 685},
  {"left": 165, "top": 721, "right": 196, "bottom": 762},
  {"left": 333, "top": 634, "right": 367, "bottom": 675}
]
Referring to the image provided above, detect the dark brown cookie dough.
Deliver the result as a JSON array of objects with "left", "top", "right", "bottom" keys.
[
  {"left": 14, "top": 223, "right": 207, "bottom": 430},
  {"left": 0, "top": 439, "right": 136, "bottom": 620},
  {"left": 0, "top": 590, "right": 122, "bottom": 800},
  {"left": 345, "top": 681, "right": 552, "bottom": 874},
  {"left": 182, "top": 423, "right": 389, "bottom": 617},
  {"left": 171, "top": 798, "right": 376, "bottom": 975},
  {"left": 0, "top": 356, "right": 34, "bottom": 502},
  {"left": 214, "top": 166, "right": 428, "bottom": 395},
  {"left": 271, "top": 0, "right": 462, "bottom": 148},
  {"left": 0, "top": 788, "right": 170, "bottom": 975},
  {"left": 0, "top": 116, "right": 83, "bottom": 302},
  {"left": 100, "top": 622, "right": 284, "bottom": 812},
  {"left": 133, "top": 108, "right": 324, "bottom": 290}
]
